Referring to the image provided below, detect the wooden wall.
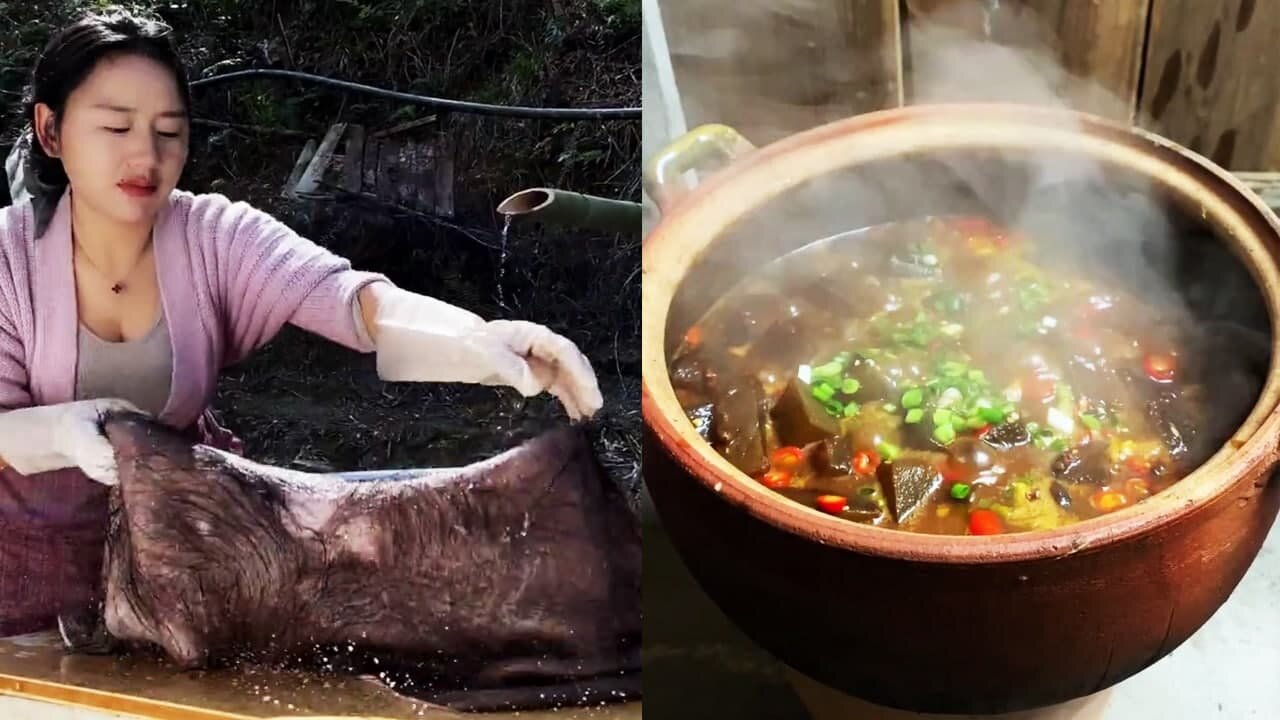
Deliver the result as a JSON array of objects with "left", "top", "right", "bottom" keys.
[{"left": 657, "top": 0, "right": 1280, "bottom": 170}]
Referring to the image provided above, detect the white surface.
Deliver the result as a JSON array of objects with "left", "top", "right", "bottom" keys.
[
  {"left": 0, "top": 696, "right": 138, "bottom": 719},
  {"left": 1097, "top": 515, "right": 1280, "bottom": 719}
]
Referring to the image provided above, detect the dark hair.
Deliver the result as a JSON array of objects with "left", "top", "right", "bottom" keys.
[{"left": 19, "top": 7, "right": 190, "bottom": 236}]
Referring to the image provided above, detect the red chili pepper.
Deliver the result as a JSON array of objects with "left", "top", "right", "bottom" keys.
[
  {"left": 816, "top": 494, "right": 848, "bottom": 515},
  {"left": 968, "top": 509, "right": 1003, "bottom": 535},
  {"left": 1090, "top": 489, "right": 1131, "bottom": 513},
  {"left": 683, "top": 325, "right": 704, "bottom": 349},
  {"left": 760, "top": 470, "right": 792, "bottom": 489},
  {"left": 976, "top": 424, "right": 994, "bottom": 438},
  {"left": 1143, "top": 353, "right": 1176, "bottom": 383},
  {"left": 851, "top": 450, "right": 880, "bottom": 476},
  {"left": 769, "top": 446, "right": 805, "bottom": 473}
]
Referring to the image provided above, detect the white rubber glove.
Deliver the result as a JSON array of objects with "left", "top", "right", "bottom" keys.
[
  {"left": 370, "top": 286, "right": 603, "bottom": 420},
  {"left": 0, "top": 399, "right": 144, "bottom": 485}
]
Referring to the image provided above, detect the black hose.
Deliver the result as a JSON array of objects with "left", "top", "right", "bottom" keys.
[{"left": 190, "top": 69, "right": 640, "bottom": 120}]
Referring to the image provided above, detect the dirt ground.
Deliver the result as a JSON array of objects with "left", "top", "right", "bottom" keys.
[{"left": 205, "top": 157, "right": 641, "bottom": 502}]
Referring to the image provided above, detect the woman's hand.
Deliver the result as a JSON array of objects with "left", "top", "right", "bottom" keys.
[
  {"left": 363, "top": 283, "right": 603, "bottom": 420},
  {"left": 0, "top": 398, "right": 146, "bottom": 484},
  {"left": 481, "top": 320, "right": 603, "bottom": 420}
]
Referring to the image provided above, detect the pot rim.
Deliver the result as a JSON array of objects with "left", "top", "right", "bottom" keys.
[{"left": 642, "top": 102, "right": 1280, "bottom": 564}]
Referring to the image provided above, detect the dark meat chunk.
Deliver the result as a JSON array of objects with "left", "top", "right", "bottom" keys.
[
  {"left": 982, "top": 422, "right": 1030, "bottom": 451},
  {"left": 1050, "top": 442, "right": 1110, "bottom": 485},
  {"left": 846, "top": 352, "right": 926, "bottom": 401},
  {"left": 92, "top": 413, "right": 641, "bottom": 712},
  {"left": 742, "top": 298, "right": 843, "bottom": 370},
  {"left": 687, "top": 404, "right": 714, "bottom": 441},
  {"left": 670, "top": 349, "right": 713, "bottom": 394},
  {"left": 1147, "top": 388, "right": 1204, "bottom": 471},
  {"left": 1049, "top": 481, "right": 1072, "bottom": 510},
  {"left": 712, "top": 381, "right": 769, "bottom": 475},
  {"left": 770, "top": 378, "right": 841, "bottom": 447},
  {"left": 875, "top": 450, "right": 946, "bottom": 523},
  {"left": 810, "top": 434, "right": 854, "bottom": 476}
]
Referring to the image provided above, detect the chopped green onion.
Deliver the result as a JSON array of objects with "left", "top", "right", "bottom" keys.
[
  {"left": 967, "top": 369, "right": 986, "bottom": 382},
  {"left": 812, "top": 383, "right": 836, "bottom": 402},
  {"left": 813, "top": 362, "right": 843, "bottom": 381},
  {"left": 841, "top": 378, "right": 862, "bottom": 395},
  {"left": 905, "top": 408, "right": 925, "bottom": 424},
  {"left": 824, "top": 400, "right": 845, "bottom": 417},
  {"left": 882, "top": 403, "right": 898, "bottom": 413},
  {"left": 933, "top": 423, "right": 957, "bottom": 445},
  {"left": 877, "top": 441, "right": 902, "bottom": 462},
  {"left": 1080, "top": 414, "right": 1102, "bottom": 431},
  {"left": 933, "top": 408, "right": 954, "bottom": 427},
  {"left": 966, "top": 416, "right": 988, "bottom": 430},
  {"left": 950, "top": 483, "right": 972, "bottom": 501},
  {"left": 979, "top": 406, "right": 1007, "bottom": 424},
  {"left": 843, "top": 402, "right": 861, "bottom": 418},
  {"left": 901, "top": 388, "right": 924, "bottom": 409},
  {"left": 941, "top": 361, "right": 967, "bottom": 377}
]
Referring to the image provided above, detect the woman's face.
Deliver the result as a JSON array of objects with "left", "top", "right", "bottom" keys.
[{"left": 36, "top": 52, "right": 189, "bottom": 227}]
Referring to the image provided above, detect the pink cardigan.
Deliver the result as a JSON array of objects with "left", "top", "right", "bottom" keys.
[
  {"left": 0, "top": 187, "right": 388, "bottom": 634},
  {"left": 0, "top": 187, "right": 387, "bottom": 423}
]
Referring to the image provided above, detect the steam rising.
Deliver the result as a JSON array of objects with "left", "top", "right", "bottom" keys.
[{"left": 673, "top": 0, "right": 1270, "bottom": 456}]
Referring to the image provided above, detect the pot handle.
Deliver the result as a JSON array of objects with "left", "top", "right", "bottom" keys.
[{"left": 643, "top": 123, "right": 756, "bottom": 212}]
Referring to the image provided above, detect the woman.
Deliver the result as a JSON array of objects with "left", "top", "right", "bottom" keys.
[{"left": 0, "top": 9, "right": 602, "bottom": 635}]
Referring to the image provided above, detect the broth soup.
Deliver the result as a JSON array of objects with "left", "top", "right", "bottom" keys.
[{"left": 668, "top": 215, "right": 1263, "bottom": 535}]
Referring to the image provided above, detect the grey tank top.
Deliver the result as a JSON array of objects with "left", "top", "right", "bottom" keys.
[{"left": 74, "top": 312, "right": 173, "bottom": 418}]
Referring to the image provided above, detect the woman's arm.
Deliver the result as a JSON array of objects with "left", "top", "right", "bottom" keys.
[
  {"left": 357, "top": 280, "right": 391, "bottom": 343},
  {"left": 188, "top": 193, "right": 602, "bottom": 419},
  {"left": 186, "top": 193, "right": 388, "bottom": 363}
]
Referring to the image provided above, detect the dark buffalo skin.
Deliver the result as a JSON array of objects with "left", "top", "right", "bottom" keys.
[{"left": 66, "top": 412, "right": 640, "bottom": 712}]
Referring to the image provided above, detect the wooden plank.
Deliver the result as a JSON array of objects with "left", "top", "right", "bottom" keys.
[
  {"left": 280, "top": 139, "right": 316, "bottom": 199},
  {"left": 434, "top": 140, "right": 455, "bottom": 217},
  {"left": 1137, "top": 0, "right": 1280, "bottom": 171},
  {"left": 656, "top": 0, "right": 902, "bottom": 146},
  {"left": 902, "top": 0, "right": 1151, "bottom": 122},
  {"left": 341, "top": 124, "right": 365, "bottom": 194},
  {"left": 370, "top": 114, "right": 439, "bottom": 139},
  {"left": 294, "top": 122, "right": 346, "bottom": 195},
  {"left": 374, "top": 139, "right": 436, "bottom": 212},
  {"left": 362, "top": 136, "right": 381, "bottom": 192}
]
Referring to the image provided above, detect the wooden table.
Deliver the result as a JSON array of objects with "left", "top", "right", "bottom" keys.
[{"left": 0, "top": 632, "right": 640, "bottom": 720}]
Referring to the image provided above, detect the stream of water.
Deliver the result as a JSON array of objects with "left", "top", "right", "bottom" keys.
[{"left": 498, "top": 214, "right": 512, "bottom": 310}]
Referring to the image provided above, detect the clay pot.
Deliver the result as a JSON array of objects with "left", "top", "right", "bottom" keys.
[{"left": 641, "top": 104, "right": 1280, "bottom": 714}]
